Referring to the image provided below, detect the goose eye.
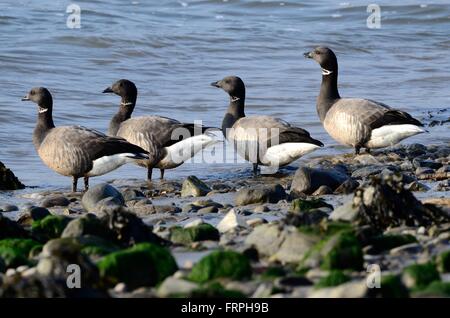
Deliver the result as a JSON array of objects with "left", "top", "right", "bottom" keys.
[
  {"left": 30, "top": 91, "right": 35, "bottom": 95},
  {"left": 315, "top": 50, "right": 321, "bottom": 55}
]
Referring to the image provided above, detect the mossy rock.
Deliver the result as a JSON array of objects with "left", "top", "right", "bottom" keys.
[
  {"left": 0, "top": 161, "right": 25, "bottom": 190},
  {"left": 290, "top": 198, "right": 332, "bottom": 213},
  {"left": 76, "top": 235, "right": 121, "bottom": 257},
  {"left": 31, "top": 215, "right": 71, "bottom": 242},
  {"left": 261, "top": 266, "right": 287, "bottom": 279},
  {"left": 368, "top": 234, "right": 417, "bottom": 254},
  {"left": 300, "top": 230, "right": 363, "bottom": 271},
  {"left": 188, "top": 250, "right": 252, "bottom": 283},
  {"left": 97, "top": 242, "right": 177, "bottom": 289},
  {"left": 402, "top": 262, "right": 440, "bottom": 290},
  {"left": 315, "top": 270, "right": 351, "bottom": 288},
  {"left": 0, "top": 239, "right": 42, "bottom": 268},
  {"left": 0, "top": 215, "right": 28, "bottom": 240},
  {"left": 414, "top": 281, "right": 450, "bottom": 297},
  {"left": 62, "top": 215, "right": 115, "bottom": 241},
  {"left": 297, "top": 221, "right": 353, "bottom": 237},
  {"left": 436, "top": 250, "right": 450, "bottom": 273},
  {"left": 190, "top": 282, "right": 245, "bottom": 298},
  {"left": 369, "top": 274, "right": 409, "bottom": 298},
  {"left": 169, "top": 224, "right": 220, "bottom": 245}
]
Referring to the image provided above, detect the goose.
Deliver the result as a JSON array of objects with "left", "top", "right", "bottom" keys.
[
  {"left": 211, "top": 76, "right": 323, "bottom": 175},
  {"left": 304, "top": 46, "right": 425, "bottom": 154},
  {"left": 22, "top": 87, "right": 149, "bottom": 192},
  {"left": 102, "top": 79, "right": 218, "bottom": 181}
]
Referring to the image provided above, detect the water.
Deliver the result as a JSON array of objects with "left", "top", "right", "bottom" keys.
[{"left": 0, "top": 0, "right": 449, "bottom": 194}]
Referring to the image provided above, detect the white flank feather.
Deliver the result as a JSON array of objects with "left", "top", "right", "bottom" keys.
[
  {"left": 367, "top": 124, "right": 426, "bottom": 149},
  {"left": 87, "top": 153, "right": 145, "bottom": 176},
  {"left": 261, "top": 142, "right": 321, "bottom": 167}
]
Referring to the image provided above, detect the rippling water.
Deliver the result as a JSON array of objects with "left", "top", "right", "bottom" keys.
[{"left": 0, "top": 0, "right": 449, "bottom": 192}]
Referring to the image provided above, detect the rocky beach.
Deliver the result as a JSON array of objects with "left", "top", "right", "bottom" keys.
[{"left": 0, "top": 140, "right": 449, "bottom": 298}]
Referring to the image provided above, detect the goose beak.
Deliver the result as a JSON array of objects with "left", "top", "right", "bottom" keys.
[
  {"left": 102, "top": 87, "right": 114, "bottom": 93},
  {"left": 21, "top": 95, "right": 30, "bottom": 101},
  {"left": 304, "top": 51, "right": 313, "bottom": 59},
  {"left": 210, "top": 81, "right": 221, "bottom": 88}
]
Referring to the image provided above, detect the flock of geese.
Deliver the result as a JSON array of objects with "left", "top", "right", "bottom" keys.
[{"left": 21, "top": 47, "right": 426, "bottom": 192}]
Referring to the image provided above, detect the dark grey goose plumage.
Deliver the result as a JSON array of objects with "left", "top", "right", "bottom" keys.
[
  {"left": 103, "top": 79, "right": 218, "bottom": 181},
  {"left": 22, "top": 87, "right": 149, "bottom": 192},
  {"left": 304, "top": 46, "right": 425, "bottom": 154},
  {"left": 211, "top": 76, "right": 323, "bottom": 175}
]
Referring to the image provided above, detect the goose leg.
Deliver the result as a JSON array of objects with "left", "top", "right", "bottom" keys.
[
  {"left": 84, "top": 176, "right": 89, "bottom": 192},
  {"left": 355, "top": 146, "right": 361, "bottom": 155},
  {"left": 160, "top": 169, "right": 165, "bottom": 180},
  {"left": 72, "top": 177, "right": 78, "bottom": 193},
  {"left": 147, "top": 167, "right": 153, "bottom": 181},
  {"left": 252, "top": 163, "right": 259, "bottom": 176}
]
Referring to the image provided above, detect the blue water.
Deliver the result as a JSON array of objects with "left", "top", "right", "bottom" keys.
[{"left": 0, "top": 0, "right": 449, "bottom": 193}]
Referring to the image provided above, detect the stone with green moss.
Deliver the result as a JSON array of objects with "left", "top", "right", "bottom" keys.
[
  {"left": 97, "top": 242, "right": 177, "bottom": 289},
  {"left": 300, "top": 230, "right": 363, "bottom": 271},
  {"left": 315, "top": 270, "right": 351, "bottom": 288},
  {"left": 368, "top": 234, "right": 417, "bottom": 254},
  {"left": 76, "top": 235, "right": 121, "bottom": 257},
  {"left": 261, "top": 266, "right": 286, "bottom": 279},
  {"left": 436, "top": 250, "right": 450, "bottom": 273},
  {"left": 0, "top": 239, "right": 42, "bottom": 268},
  {"left": 402, "top": 262, "right": 440, "bottom": 290},
  {"left": 61, "top": 215, "right": 114, "bottom": 240},
  {"left": 188, "top": 250, "right": 252, "bottom": 283},
  {"left": 31, "top": 215, "right": 71, "bottom": 242},
  {"left": 169, "top": 224, "right": 220, "bottom": 245},
  {"left": 369, "top": 275, "right": 409, "bottom": 298},
  {"left": 290, "top": 198, "right": 332, "bottom": 213},
  {"left": 414, "top": 281, "right": 450, "bottom": 297}
]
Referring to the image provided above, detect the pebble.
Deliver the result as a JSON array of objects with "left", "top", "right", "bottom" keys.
[{"left": 217, "top": 209, "right": 247, "bottom": 233}]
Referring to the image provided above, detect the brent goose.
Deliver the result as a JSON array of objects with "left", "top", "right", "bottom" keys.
[
  {"left": 211, "top": 76, "right": 323, "bottom": 174},
  {"left": 304, "top": 46, "right": 425, "bottom": 154},
  {"left": 22, "top": 87, "right": 149, "bottom": 192},
  {"left": 103, "top": 79, "right": 217, "bottom": 181}
]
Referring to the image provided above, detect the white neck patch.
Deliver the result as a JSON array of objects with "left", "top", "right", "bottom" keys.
[
  {"left": 231, "top": 96, "right": 241, "bottom": 102},
  {"left": 38, "top": 107, "right": 48, "bottom": 114},
  {"left": 121, "top": 102, "right": 134, "bottom": 106},
  {"left": 322, "top": 68, "right": 333, "bottom": 76}
]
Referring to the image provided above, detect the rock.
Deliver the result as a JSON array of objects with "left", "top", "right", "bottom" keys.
[
  {"left": 334, "top": 179, "right": 359, "bottom": 194},
  {"left": 197, "top": 206, "right": 218, "bottom": 214},
  {"left": 27, "top": 206, "right": 51, "bottom": 221},
  {"left": 0, "top": 204, "right": 18, "bottom": 212},
  {"left": 169, "top": 224, "right": 220, "bottom": 245},
  {"left": 41, "top": 195, "right": 70, "bottom": 208},
  {"left": 402, "top": 263, "right": 440, "bottom": 290},
  {"left": 308, "top": 280, "right": 367, "bottom": 298},
  {"left": 181, "top": 176, "right": 211, "bottom": 197},
  {"left": 436, "top": 251, "right": 450, "bottom": 273},
  {"left": 406, "top": 181, "right": 430, "bottom": 192},
  {"left": 235, "top": 184, "right": 286, "bottom": 206},
  {"left": 312, "top": 185, "right": 333, "bottom": 196},
  {"left": 366, "top": 234, "right": 417, "bottom": 255},
  {"left": 413, "top": 158, "right": 442, "bottom": 170},
  {"left": 354, "top": 154, "right": 379, "bottom": 165},
  {"left": 37, "top": 238, "right": 100, "bottom": 289},
  {"left": 0, "top": 214, "right": 28, "bottom": 239},
  {"left": 245, "top": 224, "right": 284, "bottom": 257},
  {"left": 368, "top": 275, "right": 409, "bottom": 298},
  {"left": 157, "top": 277, "right": 199, "bottom": 297},
  {"left": 270, "top": 227, "right": 319, "bottom": 264},
  {"left": 0, "top": 239, "right": 42, "bottom": 268},
  {"left": 353, "top": 173, "right": 450, "bottom": 231},
  {"left": 0, "top": 161, "right": 25, "bottom": 190},
  {"left": 61, "top": 214, "right": 114, "bottom": 240},
  {"left": 184, "top": 219, "right": 204, "bottom": 228},
  {"left": 414, "top": 281, "right": 450, "bottom": 297},
  {"left": 291, "top": 167, "right": 349, "bottom": 196},
  {"left": 315, "top": 270, "right": 351, "bottom": 288},
  {"left": 253, "top": 205, "right": 269, "bottom": 213},
  {"left": 81, "top": 183, "right": 124, "bottom": 213},
  {"left": 76, "top": 235, "right": 121, "bottom": 257},
  {"left": 406, "top": 143, "right": 427, "bottom": 156},
  {"left": 389, "top": 243, "right": 423, "bottom": 256},
  {"left": 351, "top": 166, "right": 385, "bottom": 179},
  {"left": 246, "top": 217, "right": 267, "bottom": 227},
  {"left": 329, "top": 200, "right": 359, "bottom": 222},
  {"left": 415, "top": 167, "right": 434, "bottom": 176},
  {"left": 31, "top": 215, "right": 71, "bottom": 242},
  {"left": 99, "top": 207, "right": 166, "bottom": 246},
  {"left": 120, "top": 188, "right": 146, "bottom": 202},
  {"left": 97, "top": 242, "right": 178, "bottom": 289},
  {"left": 300, "top": 230, "right": 363, "bottom": 271},
  {"left": 290, "top": 198, "right": 332, "bottom": 213},
  {"left": 216, "top": 209, "right": 247, "bottom": 233},
  {"left": 188, "top": 250, "right": 251, "bottom": 283}
]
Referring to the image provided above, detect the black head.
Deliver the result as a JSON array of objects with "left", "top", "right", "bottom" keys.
[
  {"left": 22, "top": 87, "right": 53, "bottom": 113},
  {"left": 211, "top": 76, "right": 246, "bottom": 99},
  {"left": 304, "top": 47, "right": 338, "bottom": 73},
  {"left": 103, "top": 79, "right": 137, "bottom": 102}
]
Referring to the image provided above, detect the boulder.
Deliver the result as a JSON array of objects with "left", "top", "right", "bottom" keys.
[
  {"left": 81, "top": 183, "right": 124, "bottom": 213},
  {"left": 291, "top": 167, "right": 349, "bottom": 196},
  {"left": 181, "top": 176, "right": 211, "bottom": 197},
  {"left": 41, "top": 195, "right": 70, "bottom": 208},
  {"left": 0, "top": 161, "right": 25, "bottom": 190},
  {"left": 235, "top": 184, "right": 286, "bottom": 206}
]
